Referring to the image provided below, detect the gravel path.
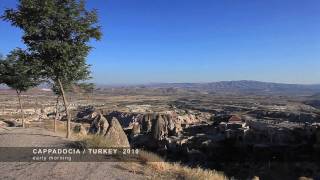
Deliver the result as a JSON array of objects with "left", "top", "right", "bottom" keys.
[{"left": 0, "top": 127, "right": 146, "bottom": 180}]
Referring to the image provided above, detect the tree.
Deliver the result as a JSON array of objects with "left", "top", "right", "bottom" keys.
[
  {"left": 0, "top": 49, "right": 40, "bottom": 127},
  {"left": 2, "top": 0, "right": 102, "bottom": 138},
  {"left": 51, "top": 79, "right": 75, "bottom": 132}
]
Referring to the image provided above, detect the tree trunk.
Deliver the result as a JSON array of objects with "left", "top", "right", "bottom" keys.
[
  {"left": 58, "top": 79, "right": 71, "bottom": 138},
  {"left": 54, "top": 95, "right": 60, "bottom": 132},
  {"left": 16, "top": 90, "right": 25, "bottom": 128}
]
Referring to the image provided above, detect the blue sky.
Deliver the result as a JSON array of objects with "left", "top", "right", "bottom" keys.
[{"left": 1, "top": 0, "right": 320, "bottom": 84}]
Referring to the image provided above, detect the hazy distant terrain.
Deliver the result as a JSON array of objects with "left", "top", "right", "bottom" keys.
[
  {"left": 2, "top": 80, "right": 320, "bottom": 96},
  {"left": 144, "top": 81, "right": 320, "bottom": 95},
  {"left": 94, "top": 80, "right": 320, "bottom": 96}
]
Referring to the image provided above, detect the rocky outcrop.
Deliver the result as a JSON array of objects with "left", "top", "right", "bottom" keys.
[
  {"left": 80, "top": 108, "right": 208, "bottom": 148},
  {"left": 151, "top": 115, "right": 168, "bottom": 141},
  {"left": 89, "top": 113, "right": 109, "bottom": 135},
  {"left": 105, "top": 117, "right": 130, "bottom": 147},
  {"left": 131, "top": 122, "right": 141, "bottom": 137},
  {"left": 0, "top": 120, "right": 9, "bottom": 128},
  {"left": 87, "top": 114, "right": 130, "bottom": 147},
  {"left": 76, "top": 106, "right": 97, "bottom": 123},
  {"left": 147, "top": 113, "right": 184, "bottom": 141},
  {"left": 106, "top": 111, "right": 144, "bottom": 128},
  {"left": 1, "top": 120, "right": 17, "bottom": 127},
  {"left": 141, "top": 113, "right": 156, "bottom": 132},
  {"left": 128, "top": 112, "right": 185, "bottom": 149},
  {"left": 177, "top": 114, "right": 197, "bottom": 124},
  {"left": 105, "top": 110, "right": 203, "bottom": 131},
  {"left": 173, "top": 122, "right": 183, "bottom": 135}
]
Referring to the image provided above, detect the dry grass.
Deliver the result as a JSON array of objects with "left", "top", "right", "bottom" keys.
[
  {"left": 298, "top": 177, "right": 313, "bottom": 180},
  {"left": 79, "top": 134, "right": 228, "bottom": 179},
  {"left": 137, "top": 150, "right": 228, "bottom": 180},
  {"left": 80, "top": 134, "right": 115, "bottom": 148}
]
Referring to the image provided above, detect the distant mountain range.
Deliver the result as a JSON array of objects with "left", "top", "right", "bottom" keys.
[
  {"left": 142, "top": 80, "right": 320, "bottom": 95},
  {"left": 2, "top": 80, "right": 320, "bottom": 96}
]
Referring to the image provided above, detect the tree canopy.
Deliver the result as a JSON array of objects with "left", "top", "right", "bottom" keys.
[
  {"left": 2, "top": 0, "right": 102, "bottom": 82},
  {"left": 0, "top": 49, "right": 40, "bottom": 92}
]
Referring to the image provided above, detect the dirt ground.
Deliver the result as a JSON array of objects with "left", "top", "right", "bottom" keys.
[{"left": 0, "top": 127, "right": 147, "bottom": 180}]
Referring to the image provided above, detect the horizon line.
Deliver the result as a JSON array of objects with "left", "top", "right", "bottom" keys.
[{"left": 93, "top": 80, "right": 320, "bottom": 86}]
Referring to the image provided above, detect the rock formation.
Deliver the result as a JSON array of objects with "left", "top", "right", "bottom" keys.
[
  {"left": 105, "top": 117, "right": 130, "bottom": 147},
  {"left": 151, "top": 114, "right": 168, "bottom": 141},
  {"left": 81, "top": 108, "right": 207, "bottom": 148},
  {"left": 89, "top": 113, "right": 109, "bottom": 135},
  {"left": 87, "top": 114, "right": 130, "bottom": 147},
  {"left": 148, "top": 113, "right": 184, "bottom": 141},
  {"left": 76, "top": 106, "right": 97, "bottom": 123},
  {"left": 103, "top": 110, "right": 201, "bottom": 135},
  {"left": 1, "top": 120, "right": 17, "bottom": 127},
  {"left": 141, "top": 113, "right": 156, "bottom": 133},
  {"left": 131, "top": 122, "right": 141, "bottom": 136},
  {"left": 0, "top": 120, "right": 9, "bottom": 128}
]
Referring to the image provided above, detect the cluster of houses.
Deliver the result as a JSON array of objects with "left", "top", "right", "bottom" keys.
[{"left": 218, "top": 115, "right": 249, "bottom": 141}]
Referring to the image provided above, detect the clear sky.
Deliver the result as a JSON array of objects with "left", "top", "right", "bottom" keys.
[{"left": 1, "top": 0, "right": 320, "bottom": 84}]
